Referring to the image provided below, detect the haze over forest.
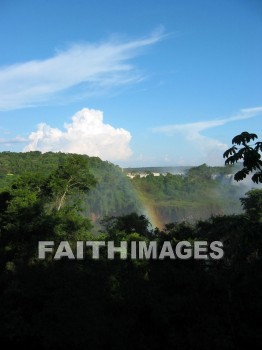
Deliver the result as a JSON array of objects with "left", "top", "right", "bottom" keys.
[{"left": 1, "top": 151, "right": 260, "bottom": 230}]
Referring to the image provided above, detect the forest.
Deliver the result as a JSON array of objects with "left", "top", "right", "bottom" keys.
[
  {"left": 0, "top": 151, "right": 253, "bottom": 228},
  {"left": 0, "top": 151, "right": 261, "bottom": 349}
]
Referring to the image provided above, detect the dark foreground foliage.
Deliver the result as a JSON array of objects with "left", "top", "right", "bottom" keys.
[
  {"left": 0, "top": 153, "right": 262, "bottom": 349},
  {"left": 223, "top": 131, "right": 262, "bottom": 183}
]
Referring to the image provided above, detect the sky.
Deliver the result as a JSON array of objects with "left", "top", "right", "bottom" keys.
[{"left": 0, "top": 0, "right": 261, "bottom": 167}]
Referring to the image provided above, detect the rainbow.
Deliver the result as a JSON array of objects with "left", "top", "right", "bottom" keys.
[{"left": 131, "top": 185, "right": 164, "bottom": 230}]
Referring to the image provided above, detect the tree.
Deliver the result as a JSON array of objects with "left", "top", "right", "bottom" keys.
[
  {"left": 0, "top": 155, "right": 96, "bottom": 266},
  {"left": 240, "top": 189, "right": 262, "bottom": 222},
  {"left": 223, "top": 132, "right": 262, "bottom": 183},
  {"left": 47, "top": 154, "right": 97, "bottom": 211},
  {"left": 101, "top": 212, "right": 152, "bottom": 238}
]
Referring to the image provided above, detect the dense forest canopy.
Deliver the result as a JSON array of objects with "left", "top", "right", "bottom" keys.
[
  {"left": 0, "top": 152, "right": 254, "bottom": 229},
  {"left": 0, "top": 151, "right": 261, "bottom": 348}
]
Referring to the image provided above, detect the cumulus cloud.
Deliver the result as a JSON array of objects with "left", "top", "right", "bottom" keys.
[
  {"left": 153, "top": 107, "right": 262, "bottom": 165},
  {"left": 24, "top": 108, "right": 132, "bottom": 161},
  {"left": 0, "top": 29, "right": 164, "bottom": 111}
]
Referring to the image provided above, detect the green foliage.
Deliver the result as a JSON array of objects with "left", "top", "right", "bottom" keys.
[
  {"left": 0, "top": 156, "right": 95, "bottom": 268},
  {"left": 0, "top": 152, "right": 143, "bottom": 226},
  {"left": 101, "top": 212, "right": 152, "bottom": 239},
  {"left": 240, "top": 189, "right": 262, "bottom": 222},
  {"left": 0, "top": 152, "right": 262, "bottom": 348},
  {"left": 131, "top": 163, "right": 244, "bottom": 223},
  {"left": 0, "top": 153, "right": 249, "bottom": 227},
  {"left": 47, "top": 154, "right": 97, "bottom": 211},
  {"left": 223, "top": 131, "right": 262, "bottom": 183}
]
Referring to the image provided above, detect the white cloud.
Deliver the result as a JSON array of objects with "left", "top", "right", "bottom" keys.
[
  {"left": 0, "top": 30, "right": 163, "bottom": 111},
  {"left": 0, "top": 136, "right": 28, "bottom": 144},
  {"left": 153, "top": 107, "right": 262, "bottom": 134},
  {"left": 24, "top": 108, "right": 133, "bottom": 161},
  {"left": 153, "top": 107, "right": 262, "bottom": 165}
]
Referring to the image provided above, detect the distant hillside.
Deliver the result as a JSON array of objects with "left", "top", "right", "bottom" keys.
[
  {"left": 123, "top": 165, "right": 235, "bottom": 175},
  {"left": 0, "top": 152, "right": 250, "bottom": 228},
  {"left": 124, "top": 166, "right": 191, "bottom": 175}
]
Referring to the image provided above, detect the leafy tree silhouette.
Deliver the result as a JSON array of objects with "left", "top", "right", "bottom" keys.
[{"left": 223, "top": 132, "right": 262, "bottom": 183}]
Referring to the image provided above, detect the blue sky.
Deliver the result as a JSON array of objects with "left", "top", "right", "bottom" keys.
[{"left": 0, "top": 0, "right": 261, "bottom": 166}]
